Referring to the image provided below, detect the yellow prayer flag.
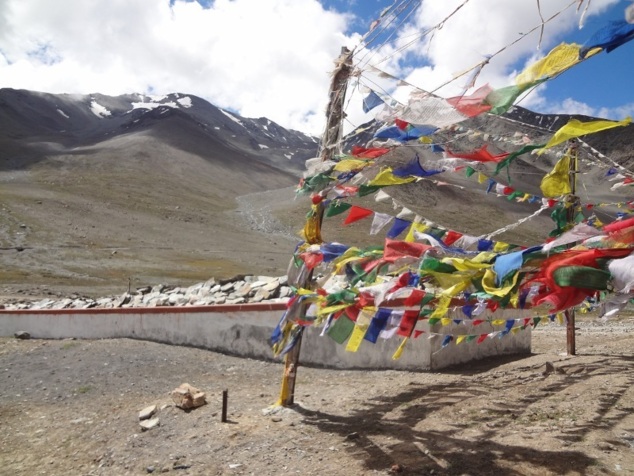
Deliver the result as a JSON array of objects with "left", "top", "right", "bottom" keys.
[
  {"left": 440, "top": 318, "right": 452, "bottom": 326},
  {"left": 404, "top": 222, "right": 429, "bottom": 242},
  {"left": 472, "top": 252, "right": 497, "bottom": 263},
  {"left": 482, "top": 268, "right": 520, "bottom": 297},
  {"left": 345, "top": 323, "right": 368, "bottom": 352},
  {"left": 333, "top": 159, "right": 369, "bottom": 172},
  {"left": 456, "top": 335, "right": 466, "bottom": 345},
  {"left": 493, "top": 241, "right": 510, "bottom": 252},
  {"left": 477, "top": 172, "right": 487, "bottom": 184},
  {"left": 515, "top": 43, "right": 582, "bottom": 86},
  {"left": 538, "top": 117, "right": 632, "bottom": 155},
  {"left": 540, "top": 155, "right": 571, "bottom": 197},
  {"left": 392, "top": 338, "right": 408, "bottom": 360},
  {"left": 367, "top": 167, "right": 416, "bottom": 186},
  {"left": 430, "top": 295, "right": 452, "bottom": 319},
  {"left": 444, "top": 257, "right": 491, "bottom": 272},
  {"left": 318, "top": 303, "right": 351, "bottom": 315},
  {"left": 491, "top": 319, "right": 506, "bottom": 326},
  {"left": 510, "top": 291, "right": 519, "bottom": 308}
]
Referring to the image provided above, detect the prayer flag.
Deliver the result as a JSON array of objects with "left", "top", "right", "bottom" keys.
[
  {"left": 538, "top": 117, "right": 631, "bottom": 154},
  {"left": 540, "top": 156, "right": 571, "bottom": 197},
  {"left": 343, "top": 205, "right": 374, "bottom": 225}
]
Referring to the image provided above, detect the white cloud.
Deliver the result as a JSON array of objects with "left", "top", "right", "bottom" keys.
[
  {"left": 539, "top": 97, "right": 634, "bottom": 120},
  {"left": 343, "top": 0, "right": 624, "bottom": 132},
  {"left": 0, "top": 0, "right": 358, "bottom": 135},
  {"left": 0, "top": 0, "right": 630, "bottom": 136}
]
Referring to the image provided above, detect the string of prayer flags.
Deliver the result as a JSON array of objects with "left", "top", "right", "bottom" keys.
[{"left": 273, "top": 9, "right": 634, "bottom": 363}]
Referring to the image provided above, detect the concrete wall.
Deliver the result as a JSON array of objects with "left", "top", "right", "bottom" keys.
[{"left": 0, "top": 303, "right": 531, "bottom": 371}]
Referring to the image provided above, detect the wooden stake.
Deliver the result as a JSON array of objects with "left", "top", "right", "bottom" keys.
[
  {"left": 566, "top": 141, "right": 578, "bottom": 356},
  {"left": 280, "top": 329, "right": 303, "bottom": 406},
  {"left": 276, "top": 46, "right": 353, "bottom": 407}
]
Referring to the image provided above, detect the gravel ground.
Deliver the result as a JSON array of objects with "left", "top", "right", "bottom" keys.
[{"left": 1, "top": 314, "right": 634, "bottom": 476}]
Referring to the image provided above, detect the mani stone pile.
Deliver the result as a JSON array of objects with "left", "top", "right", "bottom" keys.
[{"left": 2, "top": 275, "right": 292, "bottom": 311}]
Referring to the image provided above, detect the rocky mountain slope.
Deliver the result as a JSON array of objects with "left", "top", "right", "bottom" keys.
[
  {"left": 1, "top": 88, "right": 632, "bottom": 301},
  {"left": 0, "top": 89, "right": 318, "bottom": 299}
]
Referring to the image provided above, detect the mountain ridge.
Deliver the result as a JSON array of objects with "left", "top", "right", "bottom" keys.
[{"left": 1, "top": 89, "right": 632, "bottom": 300}]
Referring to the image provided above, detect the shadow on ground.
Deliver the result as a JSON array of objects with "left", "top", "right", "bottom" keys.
[{"left": 294, "top": 353, "right": 634, "bottom": 475}]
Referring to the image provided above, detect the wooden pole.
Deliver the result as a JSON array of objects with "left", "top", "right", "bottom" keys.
[
  {"left": 566, "top": 141, "right": 578, "bottom": 356},
  {"left": 278, "top": 47, "right": 353, "bottom": 407}
]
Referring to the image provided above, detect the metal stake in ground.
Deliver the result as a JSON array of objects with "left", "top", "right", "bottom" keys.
[{"left": 221, "top": 389, "right": 228, "bottom": 422}]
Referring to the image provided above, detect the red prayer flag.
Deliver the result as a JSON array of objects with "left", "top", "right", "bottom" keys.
[
  {"left": 446, "top": 84, "right": 494, "bottom": 118},
  {"left": 343, "top": 205, "right": 374, "bottom": 225},
  {"left": 446, "top": 144, "right": 509, "bottom": 163},
  {"left": 299, "top": 252, "right": 324, "bottom": 270},
  {"left": 443, "top": 230, "right": 463, "bottom": 246},
  {"left": 384, "top": 238, "right": 432, "bottom": 262},
  {"left": 397, "top": 310, "right": 419, "bottom": 337},
  {"left": 395, "top": 118, "right": 409, "bottom": 130},
  {"left": 603, "top": 216, "right": 634, "bottom": 233},
  {"left": 351, "top": 145, "right": 391, "bottom": 159}
]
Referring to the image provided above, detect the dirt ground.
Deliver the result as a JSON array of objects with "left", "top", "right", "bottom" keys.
[{"left": 1, "top": 314, "right": 634, "bottom": 476}]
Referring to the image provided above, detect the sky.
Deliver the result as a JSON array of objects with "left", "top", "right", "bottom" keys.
[{"left": 0, "top": 0, "right": 633, "bottom": 136}]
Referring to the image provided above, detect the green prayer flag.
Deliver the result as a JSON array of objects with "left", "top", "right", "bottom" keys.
[
  {"left": 325, "top": 201, "right": 352, "bottom": 217},
  {"left": 358, "top": 184, "right": 383, "bottom": 197},
  {"left": 494, "top": 144, "right": 546, "bottom": 180},
  {"left": 326, "top": 315, "right": 355, "bottom": 344}
]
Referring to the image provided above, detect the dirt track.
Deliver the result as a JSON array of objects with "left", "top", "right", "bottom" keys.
[{"left": 1, "top": 315, "right": 634, "bottom": 475}]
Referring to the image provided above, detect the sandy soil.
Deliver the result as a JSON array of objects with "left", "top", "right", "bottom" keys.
[{"left": 1, "top": 314, "right": 634, "bottom": 476}]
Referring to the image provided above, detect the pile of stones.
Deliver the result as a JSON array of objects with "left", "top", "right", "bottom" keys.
[{"left": 2, "top": 275, "right": 292, "bottom": 311}]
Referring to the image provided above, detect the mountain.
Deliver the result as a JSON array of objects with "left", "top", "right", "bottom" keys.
[
  {"left": 1, "top": 89, "right": 632, "bottom": 301},
  {"left": 0, "top": 88, "right": 318, "bottom": 174},
  {"left": 0, "top": 89, "right": 319, "bottom": 299}
]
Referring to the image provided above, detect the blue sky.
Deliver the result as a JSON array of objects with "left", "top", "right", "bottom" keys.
[
  {"left": 543, "top": 2, "right": 634, "bottom": 114},
  {"left": 322, "top": 0, "right": 634, "bottom": 126},
  {"left": 0, "top": 0, "right": 632, "bottom": 135}
]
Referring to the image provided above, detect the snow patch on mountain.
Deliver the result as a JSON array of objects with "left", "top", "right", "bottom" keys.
[
  {"left": 57, "top": 109, "right": 69, "bottom": 119},
  {"left": 90, "top": 100, "right": 111, "bottom": 118},
  {"left": 177, "top": 96, "right": 192, "bottom": 108},
  {"left": 220, "top": 109, "right": 244, "bottom": 127},
  {"left": 130, "top": 101, "right": 178, "bottom": 111}
]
